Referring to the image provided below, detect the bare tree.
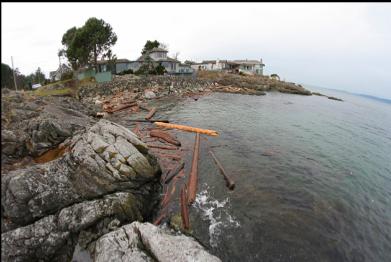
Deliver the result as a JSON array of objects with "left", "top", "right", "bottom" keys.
[
  {"left": 171, "top": 51, "right": 180, "bottom": 60},
  {"left": 159, "top": 42, "right": 169, "bottom": 51}
]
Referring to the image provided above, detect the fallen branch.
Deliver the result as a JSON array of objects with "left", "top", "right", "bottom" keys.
[
  {"left": 145, "top": 107, "right": 157, "bottom": 120},
  {"left": 150, "top": 129, "right": 181, "bottom": 146},
  {"left": 209, "top": 150, "right": 235, "bottom": 190},
  {"left": 180, "top": 185, "right": 190, "bottom": 230},
  {"left": 187, "top": 133, "right": 200, "bottom": 204},
  {"left": 165, "top": 160, "right": 185, "bottom": 184},
  {"left": 155, "top": 122, "right": 218, "bottom": 136}
]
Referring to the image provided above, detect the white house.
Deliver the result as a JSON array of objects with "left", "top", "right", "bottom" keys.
[
  {"left": 49, "top": 64, "right": 72, "bottom": 81},
  {"left": 192, "top": 59, "right": 265, "bottom": 75}
]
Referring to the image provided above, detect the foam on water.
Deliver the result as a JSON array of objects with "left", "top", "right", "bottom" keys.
[{"left": 194, "top": 184, "right": 240, "bottom": 247}]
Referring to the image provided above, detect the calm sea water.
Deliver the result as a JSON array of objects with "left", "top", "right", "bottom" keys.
[{"left": 164, "top": 90, "right": 391, "bottom": 262}]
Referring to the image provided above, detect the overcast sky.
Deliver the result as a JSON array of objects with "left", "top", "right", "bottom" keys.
[{"left": 2, "top": 3, "right": 391, "bottom": 99}]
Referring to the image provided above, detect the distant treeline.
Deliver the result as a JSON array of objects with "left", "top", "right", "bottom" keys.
[{"left": 1, "top": 63, "right": 49, "bottom": 90}]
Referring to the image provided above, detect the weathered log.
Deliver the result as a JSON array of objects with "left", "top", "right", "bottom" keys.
[
  {"left": 147, "top": 144, "right": 179, "bottom": 150},
  {"left": 128, "top": 119, "right": 170, "bottom": 123},
  {"left": 209, "top": 150, "right": 235, "bottom": 190},
  {"left": 180, "top": 185, "right": 190, "bottom": 230},
  {"left": 150, "top": 130, "right": 181, "bottom": 146},
  {"left": 153, "top": 212, "right": 166, "bottom": 225},
  {"left": 162, "top": 168, "right": 172, "bottom": 182},
  {"left": 138, "top": 104, "right": 150, "bottom": 111},
  {"left": 165, "top": 160, "right": 185, "bottom": 184},
  {"left": 145, "top": 107, "right": 157, "bottom": 120},
  {"left": 157, "top": 153, "right": 181, "bottom": 161},
  {"left": 105, "top": 102, "right": 138, "bottom": 113},
  {"left": 187, "top": 133, "right": 200, "bottom": 204},
  {"left": 161, "top": 179, "right": 177, "bottom": 208},
  {"left": 155, "top": 122, "right": 218, "bottom": 136}
]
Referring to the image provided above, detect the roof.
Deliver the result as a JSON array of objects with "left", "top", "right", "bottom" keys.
[
  {"left": 179, "top": 63, "right": 191, "bottom": 67},
  {"left": 149, "top": 47, "right": 168, "bottom": 53},
  {"left": 201, "top": 60, "right": 229, "bottom": 64},
  {"left": 202, "top": 60, "right": 217, "bottom": 64},
  {"left": 231, "top": 60, "right": 264, "bottom": 65},
  {"left": 136, "top": 54, "right": 179, "bottom": 63},
  {"left": 97, "top": 58, "right": 131, "bottom": 64}
]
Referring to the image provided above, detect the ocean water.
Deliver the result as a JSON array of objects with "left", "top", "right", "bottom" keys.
[{"left": 165, "top": 90, "right": 391, "bottom": 261}]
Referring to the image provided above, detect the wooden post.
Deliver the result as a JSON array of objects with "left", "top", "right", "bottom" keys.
[{"left": 11, "top": 56, "right": 17, "bottom": 91}]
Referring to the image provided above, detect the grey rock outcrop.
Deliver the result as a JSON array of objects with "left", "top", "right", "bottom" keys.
[
  {"left": 1, "top": 119, "right": 161, "bottom": 261},
  {"left": 1, "top": 92, "right": 97, "bottom": 165},
  {"left": 94, "top": 222, "right": 222, "bottom": 262}
]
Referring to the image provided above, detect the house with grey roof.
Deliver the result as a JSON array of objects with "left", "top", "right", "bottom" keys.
[
  {"left": 97, "top": 58, "right": 133, "bottom": 74},
  {"left": 129, "top": 47, "right": 194, "bottom": 75}
]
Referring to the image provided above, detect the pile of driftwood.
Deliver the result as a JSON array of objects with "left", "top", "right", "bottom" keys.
[
  {"left": 98, "top": 93, "right": 234, "bottom": 231},
  {"left": 99, "top": 91, "right": 140, "bottom": 114},
  {"left": 148, "top": 122, "right": 235, "bottom": 231}
]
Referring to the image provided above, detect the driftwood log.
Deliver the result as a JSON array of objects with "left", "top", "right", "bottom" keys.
[
  {"left": 209, "top": 150, "right": 235, "bottom": 190},
  {"left": 147, "top": 144, "right": 179, "bottom": 150},
  {"left": 155, "top": 122, "right": 218, "bottom": 136},
  {"left": 150, "top": 130, "right": 181, "bottom": 146},
  {"left": 128, "top": 119, "right": 170, "bottom": 123},
  {"left": 180, "top": 185, "right": 190, "bottom": 230},
  {"left": 145, "top": 107, "right": 157, "bottom": 120},
  {"left": 187, "top": 133, "right": 200, "bottom": 204},
  {"left": 164, "top": 160, "right": 185, "bottom": 184}
]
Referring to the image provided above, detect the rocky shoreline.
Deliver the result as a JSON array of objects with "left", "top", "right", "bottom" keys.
[{"left": 1, "top": 72, "right": 320, "bottom": 261}]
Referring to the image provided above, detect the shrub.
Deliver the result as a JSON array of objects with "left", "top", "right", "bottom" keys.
[
  {"left": 61, "top": 71, "right": 74, "bottom": 81},
  {"left": 118, "top": 69, "right": 133, "bottom": 75}
]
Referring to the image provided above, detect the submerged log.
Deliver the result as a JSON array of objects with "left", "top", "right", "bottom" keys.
[
  {"left": 209, "top": 150, "right": 235, "bottom": 190},
  {"left": 187, "top": 133, "right": 200, "bottom": 204},
  {"left": 164, "top": 160, "right": 185, "bottom": 184},
  {"left": 150, "top": 130, "right": 181, "bottom": 146},
  {"left": 155, "top": 122, "right": 218, "bottom": 136},
  {"left": 145, "top": 107, "right": 157, "bottom": 120},
  {"left": 180, "top": 185, "right": 190, "bottom": 230}
]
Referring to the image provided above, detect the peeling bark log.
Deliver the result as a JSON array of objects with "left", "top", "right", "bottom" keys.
[{"left": 155, "top": 122, "right": 218, "bottom": 136}]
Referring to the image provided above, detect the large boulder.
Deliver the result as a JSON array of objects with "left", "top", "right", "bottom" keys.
[
  {"left": 1, "top": 119, "right": 161, "bottom": 261},
  {"left": 94, "top": 222, "right": 221, "bottom": 262}
]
